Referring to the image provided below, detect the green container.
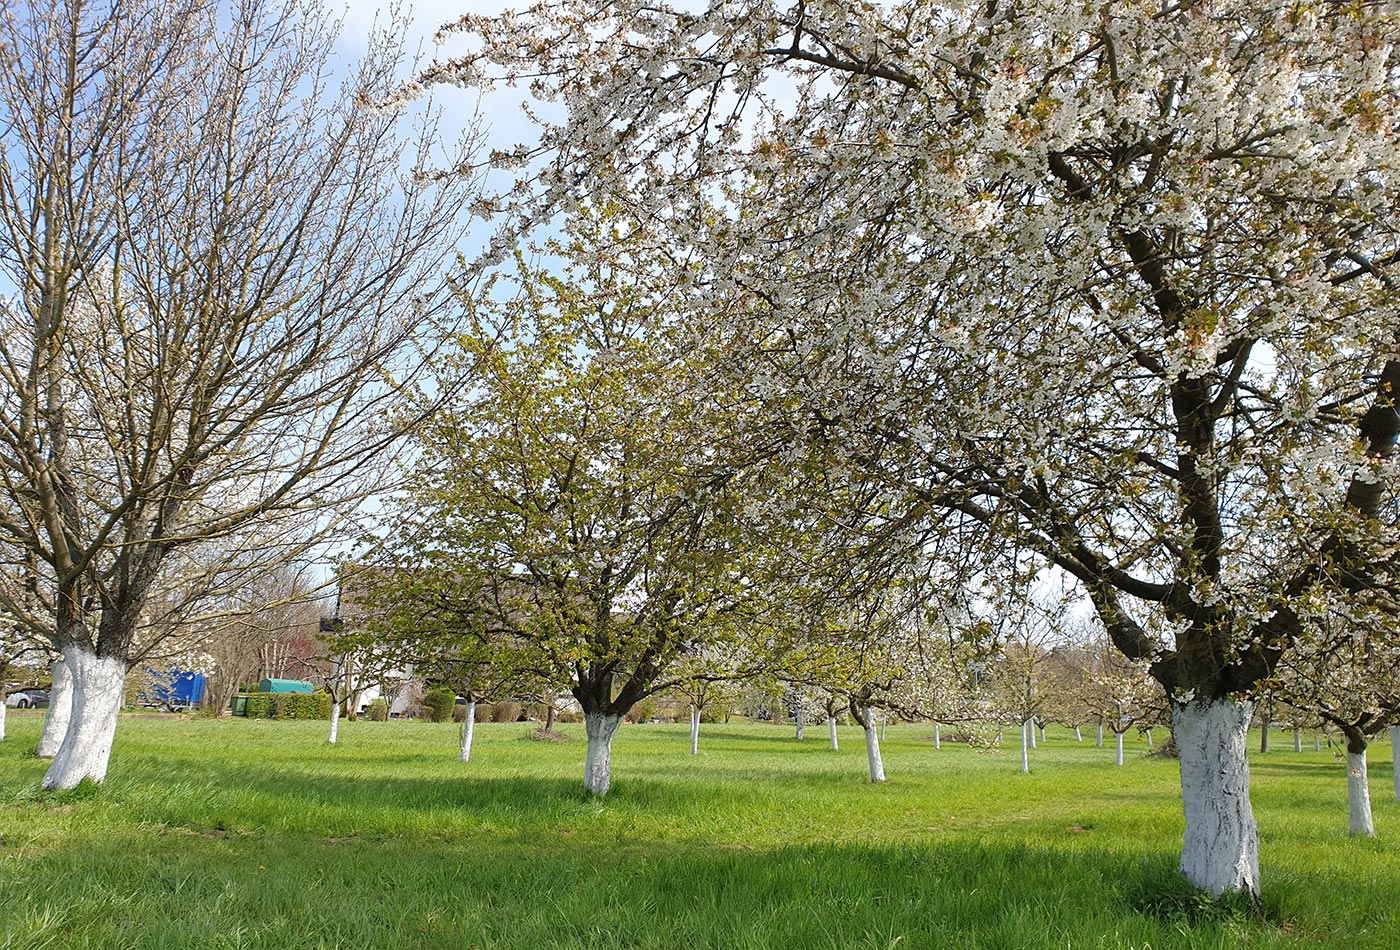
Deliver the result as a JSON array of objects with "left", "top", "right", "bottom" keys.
[
  {"left": 257, "top": 678, "right": 315, "bottom": 694},
  {"left": 230, "top": 695, "right": 249, "bottom": 716}
]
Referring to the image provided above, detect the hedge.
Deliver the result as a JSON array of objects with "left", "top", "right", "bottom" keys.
[{"left": 241, "top": 691, "right": 332, "bottom": 720}]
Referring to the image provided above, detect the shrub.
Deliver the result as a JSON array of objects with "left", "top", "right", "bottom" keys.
[
  {"left": 453, "top": 702, "right": 469, "bottom": 723},
  {"left": 555, "top": 710, "right": 583, "bottom": 724},
  {"left": 629, "top": 699, "right": 656, "bottom": 723},
  {"left": 700, "top": 704, "right": 727, "bottom": 724},
  {"left": 244, "top": 694, "right": 273, "bottom": 719},
  {"left": 492, "top": 701, "right": 521, "bottom": 723},
  {"left": 473, "top": 703, "right": 494, "bottom": 723},
  {"left": 275, "top": 692, "right": 331, "bottom": 720},
  {"left": 367, "top": 698, "right": 389, "bottom": 721},
  {"left": 423, "top": 687, "right": 457, "bottom": 723}
]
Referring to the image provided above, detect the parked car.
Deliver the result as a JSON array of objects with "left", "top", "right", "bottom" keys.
[{"left": 5, "top": 689, "right": 49, "bottom": 709}]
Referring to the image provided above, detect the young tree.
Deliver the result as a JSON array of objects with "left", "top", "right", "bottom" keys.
[
  {"left": 0, "top": 0, "right": 479, "bottom": 788},
  {"left": 1275, "top": 610, "right": 1400, "bottom": 837},
  {"left": 427, "top": 0, "right": 1400, "bottom": 896},
  {"left": 383, "top": 235, "right": 762, "bottom": 795}
]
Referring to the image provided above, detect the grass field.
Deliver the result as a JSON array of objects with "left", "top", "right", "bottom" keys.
[{"left": 1, "top": 713, "right": 1397, "bottom": 949}]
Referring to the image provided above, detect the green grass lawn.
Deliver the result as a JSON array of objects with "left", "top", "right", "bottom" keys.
[{"left": 0, "top": 714, "right": 1396, "bottom": 949}]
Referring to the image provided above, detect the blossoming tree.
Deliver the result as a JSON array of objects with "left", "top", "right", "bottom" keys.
[{"left": 426, "top": 0, "right": 1400, "bottom": 896}]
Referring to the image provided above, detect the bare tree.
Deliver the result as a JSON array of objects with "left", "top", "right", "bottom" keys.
[{"left": 0, "top": 0, "right": 480, "bottom": 788}]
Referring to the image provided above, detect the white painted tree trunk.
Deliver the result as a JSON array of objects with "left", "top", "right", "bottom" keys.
[
  {"left": 1096, "top": 721, "right": 1104, "bottom": 748},
  {"left": 862, "top": 711, "right": 886, "bottom": 783},
  {"left": 583, "top": 712, "right": 623, "bottom": 795},
  {"left": 933, "top": 722, "right": 941, "bottom": 750},
  {"left": 0, "top": 695, "right": 6, "bottom": 741},
  {"left": 1027, "top": 718, "right": 1037, "bottom": 749},
  {"left": 1347, "top": 750, "right": 1375, "bottom": 837},
  {"left": 1173, "top": 699, "right": 1260, "bottom": 897},
  {"left": 689, "top": 705, "right": 699, "bottom": 756},
  {"left": 37, "top": 656, "right": 74, "bottom": 759},
  {"left": 460, "top": 701, "right": 476, "bottom": 762},
  {"left": 795, "top": 707, "right": 805, "bottom": 740},
  {"left": 1314, "top": 736, "right": 1320, "bottom": 753},
  {"left": 828, "top": 716, "right": 838, "bottom": 750},
  {"left": 1115, "top": 731, "right": 1124, "bottom": 767},
  {"left": 1293, "top": 729, "right": 1302, "bottom": 753},
  {"left": 1391, "top": 725, "right": 1400, "bottom": 803},
  {"left": 879, "top": 716, "right": 886, "bottom": 742},
  {"left": 327, "top": 701, "right": 341, "bottom": 744},
  {"left": 1145, "top": 728, "right": 1153, "bottom": 748},
  {"left": 41, "top": 647, "right": 126, "bottom": 790},
  {"left": 1020, "top": 721, "right": 1030, "bottom": 774},
  {"left": 1075, "top": 725, "right": 1082, "bottom": 742},
  {"left": 1038, "top": 722, "right": 1046, "bottom": 743}
]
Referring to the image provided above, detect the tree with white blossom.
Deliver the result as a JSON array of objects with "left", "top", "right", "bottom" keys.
[{"left": 425, "top": 0, "right": 1400, "bottom": 897}]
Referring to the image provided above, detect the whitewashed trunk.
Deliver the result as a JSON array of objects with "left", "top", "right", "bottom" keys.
[
  {"left": 863, "top": 712, "right": 886, "bottom": 783},
  {"left": 1392, "top": 726, "right": 1400, "bottom": 803},
  {"left": 1075, "top": 725, "right": 1083, "bottom": 742},
  {"left": 460, "top": 701, "right": 476, "bottom": 762},
  {"left": 933, "top": 722, "right": 941, "bottom": 750},
  {"left": 1314, "top": 736, "right": 1320, "bottom": 753},
  {"left": 795, "top": 707, "right": 805, "bottom": 741},
  {"left": 879, "top": 717, "right": 886, "bottom": 742},
  {"left": 828, "top": 716, "right": 838, "bottom": 750},
  {"left": 1173, "top": 698, "right": 1260, "bottom": 897},
  {"left": 37, "top": 656, "right": 74, "bottom": 759},
  {"left": 1096, "top": 721, "right": 1104, "bottom": 748},
  {"left": 1027, "top": 719, "right": 1037, "bottom": 749},
  {"left": 1347, "top": 750, "right": 1375, "bottom": 837},
  {"left": 1293, "top": 729, "right": 1302, "bottom": 753},
  {"left": 0, "top": 695, "right": 6, "bottom": 741},
  {"left": 1115, "top": 731, "right": 1124, "bottom": 766},
  {"left": 689, "top": 705, "right": 699, "bottom": 756},
  {"left": 583, "top": 712, "right": 623, "bottom": 796},
  {"left": 1020, "top": 721, "right": 1030, "bottom": 773},
  {"left": 327, "top": 701, "right": 341, "bottom": 744},
  {"left": 1038, "top": 723, "right": 1046, "bottom": 743},
  {"left": 42, "top": 647, "right": 126, "bottom": 790},
  {"left": 1145, "top": 728, "right": 1153, "bottom": 748}
]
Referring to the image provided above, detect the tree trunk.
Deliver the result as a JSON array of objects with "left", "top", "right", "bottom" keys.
[
  {"left": 1314, "top": 736, "right": 1321, "bottom": 753},
  {"left": 828, "top": 716, "right": 838, "bottom": 750},
  {"left": 1173, "top": 698, "right": 1260, "bottom": 898},
  {"left": 583, "top": 712, "right": 623, "bottom": 795},
  {"left": 689, "top": 704, "right": 699, "bottom": 756},
  {"left": 879, "top": 716, "right": 886, "bottom": 742},
  {"left": 1096, "top": 721, "right": 1104, "bottom": 748},
  {"left": 1075, "top": 725, "right": 1082, "bottom": 742},
  {"left": 1027, "top": 718, "right": 1037, "bottom": 749},
  {"left": 1145, "top": 728, "right": 1153, "bottom": 748},
  {"left": 327, "top": 701, "right": 341, "bottom": 744},
  {"left": 1293, "top": 728, "right": 1302, "bottom": 753},
  {"left": 1038, "top": 722, "right": 1046, "bottom": 743},
  {"left": 1021, "top": 720, "right": 1030, "bottom": 774},
  {"left": 41, "top": 647, "right": 126, "bottom": 790},
  {"left": 460, "top": 701, "right": 476, "bottom": 762},
  {"left": 37, "top": 655, "right": 73, "bottom": 759},
  {"left": 1347, "top": 749, "right": 1375, "bottom": 837},
  {"left": 862, "top": 710, "right": 886, "bottom": 783},
  {"left": 0, "top": 692, "right": 6, "bottom": 741},
  {"left": 1115, "top": 731, "right": 1124, "bottom": 767},
  {"left": 1391, "top": 725, "right": 1400, "bottom": 803},
  {"left": 933, "top": 721, "right": 941, "bottom": 750},
  {"left": 545, "top": 703, "right": 556, "bottom": 732},
  {"left": 795, "top": 706, "right": 805, "bottom": 740},
  {"left": 1259, "top": 718, "right": 1269, "bottom": 753}
]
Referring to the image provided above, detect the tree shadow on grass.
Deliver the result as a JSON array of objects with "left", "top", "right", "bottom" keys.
[{"left": 0, "top": 829, "right": 1316, "bottom": 949}]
